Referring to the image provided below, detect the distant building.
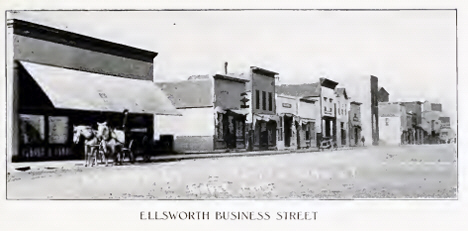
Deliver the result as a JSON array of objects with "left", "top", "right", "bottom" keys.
[
  {"left": 370, "top": 76, "right": 380, "bottom": 145},
  {"left": 378, "top": 87, "right": 390, "bottom": 102},
  {"left": 438, "top": 116, "right": 454, "bottom": 143},
  {"left": 401, "top": 101, "right": 424, "bottom": 144},
  {"left": 440, "top": 128, "right": 456, "bottom": 143},
  {"left": 378, "top": 102, "right": 407, "bottom": 146},
  {"left": 335, "top": 87, "right": 350, "bottom": 147},
  {"left": 349, "top": 101, "right": 362, "bottom": 147},
  {"left": 405, "top": 111, "right": 415, "bottom": 144},
  {"left": 431, "top": 103, "right": 442, "bottom": 112},
  {"left": 421, "top": 100, "right": 443, "bottom": 144},
  {"left": 439, "top": 117, "right": 450, "bottom": 129}
]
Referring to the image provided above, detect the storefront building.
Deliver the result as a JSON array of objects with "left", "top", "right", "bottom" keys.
[
  {"left": 275, "top": 94, "right": 299, "bottom": 151},
  {"left": 297, "top": 97, "right": 319, "bottom": 149},
  {"left": 155, "top": 74, "right": 249, "bottom": 153},
  {"left": 7, "top": 19, "right": 179, "bottom": 162},
  {"left": 401, "top": 101, "right": 424, "bottom": 144},
  {"left": 349, "top": 101, "right": 362, "bottom": 147},
  {"left": 245, "top": 67, "right": 279, "bottom": 151},
  {"left": 421, "top": 101, "right": 443, "bottom": 144},
  {"left": 276, "top": 78, "right": 338, "bottom": 146},
  {"left": 335, "top": 87, "right": 349, "bottom": 147}
]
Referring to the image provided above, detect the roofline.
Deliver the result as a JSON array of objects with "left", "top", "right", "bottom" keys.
[
  {"left": 300, "top": 97, "right": 318, "bottom": 103},
  {"left": 401, "top": 101, "right": 423, "bottom": 105},
  {"left": 250, "top": 66, "right": 278, "bottom": 77},
  {"left": 336, "top": 87, "right": 349, "bottom": 99},
  {"left": 351, "top": 101, "right": 362, "bottom": 105},
  {"left": 379, "top": 87, "right": 389, "bottom": 93},
  {"left": 276, "top": 94, "right": 297, "bottom": 100},
  {"left": 10, "top": 19, "right": 158, "bottom": 63},
  {"left": 213, "top": 74, "right": 250, "bottom": 83},
  {"left": 319, "top": 77, "right": 339, "bottom": 89}
]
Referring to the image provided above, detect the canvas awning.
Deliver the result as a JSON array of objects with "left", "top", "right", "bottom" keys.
[
  {"left": 252, "top": 113, "right": 279, "bottom": 126},
  {"left": 20, "top": 61, "right": 181, "bottom": 115}
]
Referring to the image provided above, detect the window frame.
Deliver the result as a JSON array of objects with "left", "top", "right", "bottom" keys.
[
  {"left": 255, "top": 90, "right": 260, "bottom": 109},
  {"left": 262, "top": 91, "right": 266, "bottom": 110}
]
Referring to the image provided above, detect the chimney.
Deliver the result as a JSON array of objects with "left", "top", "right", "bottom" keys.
[{"left": 224, "top": 62, "right": 228, "bottom": 75}]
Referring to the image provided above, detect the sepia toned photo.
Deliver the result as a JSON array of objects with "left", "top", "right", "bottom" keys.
[{"left": 5, "top": 10, "right": 457, "bottom": 200}]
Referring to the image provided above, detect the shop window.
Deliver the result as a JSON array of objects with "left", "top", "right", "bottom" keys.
[
  {"left": 228, "top": 115, "right": 235, "bottom": 134},
  {"left": 19, "top": 114, "right": 45, "bottom": 145},
  {"left": 217, "top": 113, "right": 224, "bottom": 139},
  {"left": 49, "top": 116, "right": 69, "bottom": 144},
  {"left": 311, "top": 122, "right": 316, "bottom": 140},
  {"left": 236, "top": 120, "right": 244, "bottom": 138},
  {"left": 254, "top": 123, "right": 260, "bottom": 145}
]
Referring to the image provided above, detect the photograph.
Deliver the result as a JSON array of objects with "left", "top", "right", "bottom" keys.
[{"left": 5, "top": 10, "right": 457, "bottom": 200}]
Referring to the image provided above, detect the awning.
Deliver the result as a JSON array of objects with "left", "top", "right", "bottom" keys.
[
  {"left": 280, "top": 113, "right": 295, "bottom": 118},
  {"left": 252, "top": 113, "right": 279, "bottom": 126},
  {"left": 20, "top": 61, "right": 181, "bottom": 115},
  {"left": 230, "top": 109, "right": 249, "bottom": 115},
  {"left": 214, "top": 107, "right": 249, "bottom": 115},
  {"left": 299, "top": 118, "right": 315, "bottom": 124}
]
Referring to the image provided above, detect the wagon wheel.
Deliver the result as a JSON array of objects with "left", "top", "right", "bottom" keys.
[
  {"left": 122, "top": 139, "right": 135, "bottom": 164},
  {"left": 128, "top": 139, "right": 136, "bottom": 164}
]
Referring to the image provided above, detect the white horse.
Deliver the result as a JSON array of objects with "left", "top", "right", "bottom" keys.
[
  {"left": 96, "top": 122, "right": 126, "bottom": 166},
  {"left": 73, "top": 125, "right": 101, "bottom": 167}
]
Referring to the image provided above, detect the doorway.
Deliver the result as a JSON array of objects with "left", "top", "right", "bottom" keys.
[
  {"left": 296, "top": 121, "right": 300, "bottom": 149},
  {"left": 284, "top": 116, "right": 292, "bottom": 147}
]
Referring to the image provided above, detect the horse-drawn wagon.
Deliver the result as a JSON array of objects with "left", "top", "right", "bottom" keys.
[{"left": 73, "top": 110, "right": 154, "bottom": 167}]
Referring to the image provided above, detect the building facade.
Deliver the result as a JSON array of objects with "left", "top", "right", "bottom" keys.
[
  {"left": 7, "top": 19, "right": 178, "bottom": 163},
  {"left": 378, "top": 87, "right": 390, "bottom": 103},
  {"left": 276, "top": 78, "right": 340, "bottom": 146},
  {"left": 335, "top": 87, "right": 350, "bottom": 147},
  {"left": 297, "top": 97, "right": 319, "bottom": 149},
  {"left": 370, "top": 76, "right": 380, "bottom": 145},
  {"left": 276, "top": 94, "right": 299, "bottom": 150},
  {"left": 421, "top": 101, "right": 443, "bottom": 144},
  {"left": 155, "top": 74, "right": 249, "bottom": 153},
  {"left": 378, "top": 102, "right": 407, "bottom": 146},
  {"left": 246, "top": 67, "right": 279, "bottom": 151},
  {"left": 349, "top": 101, "right": 362, "bottom": 147},
  {"left": 401, "top": 101, "right": 424, "bottom": 144}
]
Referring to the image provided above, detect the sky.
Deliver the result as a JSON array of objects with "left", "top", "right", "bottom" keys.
[{"left": 9, "top": 10, "right": 457, "bottom": 126}]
